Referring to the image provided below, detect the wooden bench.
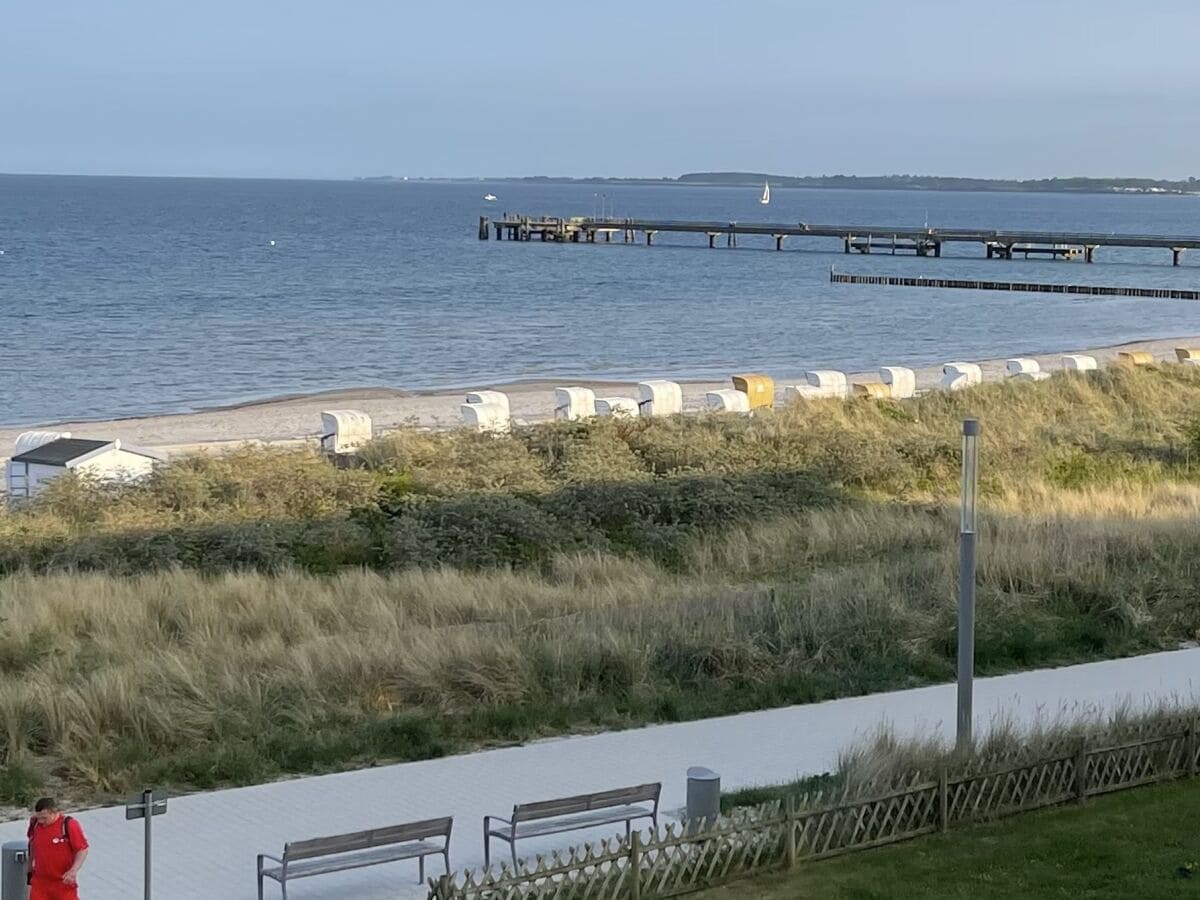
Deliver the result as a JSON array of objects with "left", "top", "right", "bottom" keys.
[
  {"left": 484, "top": 783, "right": 660, "bottom": 868},
  {"left": 257, "top": 816, "right": 452, "bottom": 898}
]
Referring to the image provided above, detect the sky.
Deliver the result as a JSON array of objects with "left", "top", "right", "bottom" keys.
[{"left": 2, "top": 0, "right": 1197, "bottom": 180}]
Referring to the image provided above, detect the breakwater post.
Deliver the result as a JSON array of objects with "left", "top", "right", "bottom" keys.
[{"left": 829, "top": 269, "right": 1200, "bottom": 300}]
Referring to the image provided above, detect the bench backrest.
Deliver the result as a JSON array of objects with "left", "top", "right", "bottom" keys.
[
  {"left": 512, "top": 783, "right": 661, "bottom": 823},
  {"left": 283, "top": 817, "right": 452, "bottom": 862}
]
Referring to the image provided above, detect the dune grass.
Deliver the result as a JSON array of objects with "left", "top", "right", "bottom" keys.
[{"left": 4, "top": 365, "right": 1200, "bottom": 803}]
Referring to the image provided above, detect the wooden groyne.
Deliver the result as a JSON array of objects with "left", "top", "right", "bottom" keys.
[
  {"left": 481, "top": 215, "right": 1200, "bottom": 266},
  {"left": 830, "top": 270, "right": 1200, "bottom": 300}
]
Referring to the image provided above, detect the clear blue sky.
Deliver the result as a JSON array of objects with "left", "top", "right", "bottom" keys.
[{"left": 3, "top": 0, "right": 1196, "bottom": 180}]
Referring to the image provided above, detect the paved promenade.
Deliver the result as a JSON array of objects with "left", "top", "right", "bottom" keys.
[{"left": 2, "top": 648, "right": 1196, "bottom": 899}]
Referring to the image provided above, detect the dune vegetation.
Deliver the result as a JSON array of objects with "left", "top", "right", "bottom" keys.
[{"left": 3, "top": 364, "right": 1200, "bottom": 805}]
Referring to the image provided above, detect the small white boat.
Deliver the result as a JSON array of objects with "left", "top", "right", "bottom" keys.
[
  {"left": 483, "top": 193, "right": 498, "bottom": 202},
  {"left": 759, "top": 181, "right": 770, "bottom": 205}
]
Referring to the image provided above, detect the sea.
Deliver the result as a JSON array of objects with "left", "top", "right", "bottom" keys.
[{"left": 1, "top": 173, "right": 1198, "bottom": 425}]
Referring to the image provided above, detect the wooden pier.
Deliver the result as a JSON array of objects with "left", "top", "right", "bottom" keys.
[
  {"left": 480, "top": 215, "right": 1200, "bottom": 266},
  {"left": 829, "top": 269, "right": 1200, "bottom": 300}
]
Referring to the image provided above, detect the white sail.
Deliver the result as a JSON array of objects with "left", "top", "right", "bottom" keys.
[{"left": 759, "top": 181, "right": 770, "bottom": 204}]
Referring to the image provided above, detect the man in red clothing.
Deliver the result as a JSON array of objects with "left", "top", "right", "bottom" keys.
[{"left": 27, "top": 798, "right": 89, "bottom": 900}]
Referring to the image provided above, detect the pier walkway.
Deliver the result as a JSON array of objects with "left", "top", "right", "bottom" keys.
[
  {"left": 482, "top": 215, "right": 1200, "bottom": 265},
  {"left": 2, "top": 648, "right": 1196, "bottom": 900}
]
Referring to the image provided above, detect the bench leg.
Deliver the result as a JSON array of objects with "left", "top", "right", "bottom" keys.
[
  {"left": 484, "top": 834, "right": 491, "bottom": 869},
  {"left": 626, "top": 821, "right": 632, "bottom": 841},
  {"left": 419, "top": 854, "right": 425, "bottom": 884},
  {"left": 511, "top": 840, "right": 518, "bottom": 871},
  {"left": 443, "top": 849, "right": 450, "bottom": 877}
]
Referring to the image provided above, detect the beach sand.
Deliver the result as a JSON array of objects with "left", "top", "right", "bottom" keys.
[{"left": 3, "top": 336, "right": 1196, "bottom": 461}]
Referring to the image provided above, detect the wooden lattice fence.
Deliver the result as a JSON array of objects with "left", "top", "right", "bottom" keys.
[{"left": 430, "top": 719, "right": 1200, "bottom": 900}]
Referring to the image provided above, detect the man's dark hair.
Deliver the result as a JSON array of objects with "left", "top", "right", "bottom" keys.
[{"left": 33, "top": 798, "right": 58, "bottom": 813}]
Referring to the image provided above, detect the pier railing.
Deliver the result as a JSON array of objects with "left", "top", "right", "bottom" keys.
[
  {"left": 430, "top": 716, "right": 1200, "bottom": 899},
  {"left": 482, "top": 214, "right": 1200, "bottom": 263}
]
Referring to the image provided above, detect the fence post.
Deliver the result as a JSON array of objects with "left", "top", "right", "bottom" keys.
[
  {"left": 630, "top": 829, "right": 642, "bottom": 900},
  {"left": 1189, "top": 718, "right": 1199, "bottom": 778},
  {"left": 1075, "top": 738, "right": 1088, "bottom": 804},
  {"left": 938, "top": 767, "right": 949, "bottom": 833},
  {"left": 785, "top": 796, "right": 797, "bottom": 870}
]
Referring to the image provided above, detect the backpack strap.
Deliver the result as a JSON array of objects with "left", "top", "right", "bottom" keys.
[{"left": 61, "top": 816, "right": 74, "bottom": 851}]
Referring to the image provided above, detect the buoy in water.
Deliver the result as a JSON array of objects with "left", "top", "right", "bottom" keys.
[{"left": 269, "top": 240, "right": 276, "bottom": 247}]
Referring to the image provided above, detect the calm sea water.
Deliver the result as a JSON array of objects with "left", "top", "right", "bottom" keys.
[{"left": 1, "top": 174, "right": 1198, "bottom": 425}]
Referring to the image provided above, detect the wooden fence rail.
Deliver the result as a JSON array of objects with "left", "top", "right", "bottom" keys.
[{"left": 430, "top": 719, "right": 1200, "bottom": 899}]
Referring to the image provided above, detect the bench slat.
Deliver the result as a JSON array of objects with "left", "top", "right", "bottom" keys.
[
  {"left": 263, "top": 841, "right": 444, "bottom": 882},
  {"left": 490, "top": 805, "right": 655, "bottom": 841},
  {"left": 284, "top": 817, "right": 452, "bottom": 862},
  {"left": 513, "top": 783, "right": 660, "bottom": 823}
]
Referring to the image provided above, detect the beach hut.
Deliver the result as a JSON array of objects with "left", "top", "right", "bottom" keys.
[
  {"left": 460, "top": 401, "right": 510, "bottom": 434},
  {"left": 1005, "top": 358, "right": 1040, "bottom": 377},
  {"left": 636, "top": 380, "right": 683, "bottom": 417},
  {"left": 554, "top": 387, "right": 596, "bottom": 420},
  {"left": 941, "top": 362, "right": 982, "bottom": 391},
  {"left": 1175, "top": 348, "right": 1200, "bottom": 363},
  {"left": 319, "top": 410, "right": 372, "bottom": 454},
  {"left": 706, "top": 389, "right": 751, "bottom": 413},
  {"left": 878, "top": 366, "right": 916, "bottom": 400},
  {"left": 731, "top": 374, "right": 775, "bottom": 409},
  {"left": 1012, "top": 372, "right": 1050, "bottom": 382},
  {"left": 465, "top": 390, "right": 511, "bottom": 420},
  {"left": 852, "top": 382, "right": 891, "bottom": 400},
  {"left": 595, "top": 397, "right": 640, "bottom": 418},
  {"left": 5, "top": 437, "right": 164, "bottom": 499},
  {"left": 1117, "top": 350, "right": 1153, "bottom": 367},
  {"left": 1062, "top": 354, "right": 1098, "bottom": 371},
  {"left": 804, "top": 370, "right": 849, "bottom": 398}
]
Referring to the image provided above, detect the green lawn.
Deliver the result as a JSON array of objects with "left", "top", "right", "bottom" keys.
[{"left": 697, "top": 779, "right": 1200, "bottom": 899}]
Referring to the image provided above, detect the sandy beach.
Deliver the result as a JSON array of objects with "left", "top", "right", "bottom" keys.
[{"left": 3, "top": 335, "right": 1196, "bottom": 461}]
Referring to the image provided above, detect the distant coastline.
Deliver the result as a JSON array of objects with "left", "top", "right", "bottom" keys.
[{"left": 358, "top": 172, "right": 1200, "bottom": 196}]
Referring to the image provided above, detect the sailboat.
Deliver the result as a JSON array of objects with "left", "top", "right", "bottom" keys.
[
  {"left": 483, "top": 193, "right": 498, "bottom": 202},
  {"left": 759, "top": 181, "right": 770, "bottom": 205}
]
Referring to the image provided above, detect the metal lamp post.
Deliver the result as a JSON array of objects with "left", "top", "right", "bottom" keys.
[{"left": 956, "top": 418, "right": 980, "bottom": 752}]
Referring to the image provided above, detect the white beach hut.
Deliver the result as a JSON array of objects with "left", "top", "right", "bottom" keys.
[
  {"left": 941, "top": 362, "right": 983, "bottom": 391},
  {"left": 460, "top": 401, "right": 511, "bottom": 434},
  {"left": 804, "top": 370, "right": 849, "bottom": 398},
  {"left": 1062, "top": 354, "right": 1098, "bottom": 372},
  {"left": 5, "top": 437, "right": 164, "bottom": 499},
  {"left": 705, "top": 389, "right": 751, "bottom": 412},
  {"left": 319, "top": 410, "right": 372, "bottom": 454},
  {"left": 878, "top": 366, "right": 916, "bottom": 400},
  {"left": 554, "top": 387, "right": 596, "bottom": 421},
  {"left": 465, "top": 390, "right": 511, "bottom": 420},
  {"left": 636, "top": 380, "right": 683, "bottom": 417},
  {"left": 595, "top": 397, "right": 640, "bottom": 418}
]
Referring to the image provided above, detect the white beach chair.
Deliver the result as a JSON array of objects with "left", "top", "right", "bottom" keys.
[
  {"left": 878, "top": 367, "right": 916, "bottom": 399},
  {"left": 705, "top": 389, "right": 751, "bottom": 412},
  {"left": 554, "top": 387, "right": 596, "bottom": 420},
  {"left": 595, "top": 397, "right": 640, "bottom": 418},
  {"left": 636, "top": 380, "right": 683, "bottom": 417}
]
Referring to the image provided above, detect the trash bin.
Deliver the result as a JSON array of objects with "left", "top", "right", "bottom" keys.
[
  {"left": 1, "top": 841, "right": 29, "bottom": 900},
  {"left": 686, "top": 766, "right": 721, "bottom": 833}
]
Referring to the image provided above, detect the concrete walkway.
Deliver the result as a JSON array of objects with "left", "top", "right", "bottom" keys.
[{"left": 3, "top": 648, "right": 1197, "bottom": 900}]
